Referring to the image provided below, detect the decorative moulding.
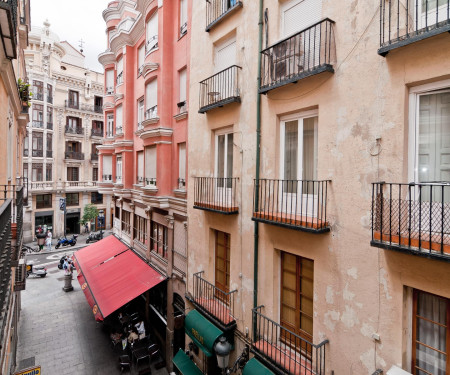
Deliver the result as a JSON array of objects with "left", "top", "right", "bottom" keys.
[
  {"left": 98, "top": 49, "right": 116, "bottom": 66},
  {"left": 114, "top": 93, "right": 124, "bottom": 102},
  {"left": 142, "top": 62, "right": 159, "bottom": 77},
  {"left": 97, "top": 144, "right": 115, "bottom": 151},
  {"left": 103, "top": 101, "right": 115, "bottom": 110},
  {"left": 112, "top": 140, "right": 134, "bottom": 148},
  {"left": 139, "top": 127, "right": 173, "bottom": 140},
  {"left": 173, "top": 111, "right": 188, "bottom": 121},
  {"left": 141, "top": 117, "right": 159, "bottom": 127}
]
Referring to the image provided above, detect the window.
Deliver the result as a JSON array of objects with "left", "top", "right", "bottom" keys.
[
  {"left": 178, "top": 143, "right": 186, "bottom": 189},
  {"left": 180, "top": 0, "right": 187, "bottom": 36},
  {"left": 32, "top": 163, "right": 43, "bottom": 181},
  {"left": 116, "top": 56, "right": 123, "bottom": 85},
  {"left": 32, "top": 104, "right": 43, "bottom": 127},
  {"left": 103, "top": 155, "right": 112, "bottom": 181},
  {"left": 215, "top": 230, "right": 230, "bottom": 294},
  {"left": 47, "top": 107, "right": 53, "bottom": 126},
  {"left": 67, "top": 167, "right": 79, "bottom": 181},
  {"left": 66, "top": 117, "right": 82, "bottom": 134},
  {"left": 137, "top": 151, "right": 144, "bottom": 184},
  {"left": 66, "top": 193, "right": 79, "bottom": 206},
  {"left": 93, "top": 167, "right": 98, "bottom": 182},
  {"left": 178, "top": 68, "right": 187, "bottom": 112},
  {"left": 115, "top": 206, "right": 120, "bottom": 219},
  {"left": 116, "top": 105, "right": 123, "bottom": 133},
  {"left": 92, "top": 120, "right": 103, "bottom": 136},
  {"left": 133, "top": 214, "right": 147, "bottom": 244},
  {"left": 215, "top": 131, "right": 233, "bottom": 188},
  {"left": 151, "top": 221, "right": 168, "bottom": 258},
  {"left": 146, "top": 11, "right": 158, "bottom": 53},
  {"left": 145, "top": 146, "right": 156, "bottom": 186},
  {"left": 45, "top": 164, "right": 52, "bottom": 181},
  {"left": 138, "top": 99, "right": 144, "bottom": 128},
  {"left": 68, "top": 90, "right": 79, "bottom": 109},
  {"left": 46, "top": 133, "right": 52, "bottom": 158},
  {"left": 32, "top": 131, "right": 43, "bottom": 157},
  {"left": 23, "top": 163, "right": 28, "bottom": 180},
  {"left": 94, "top": 96, "right": 103, "bottom": 112},
  {"left": 116, "top": 156, "right": 122, "bottom": 183},
  {"left": 36, "top": 194, "right": 51, "bottom": 209},
  {"left": 33, "top": 80, "right": 43, "bottom": 100},
  {"left": 281, "top": 0, "right": 322, "bottom": 38},
  {"left": 138, "top": 44, "right": 145, "bottom": 74},
  {"left": 145, "top": 79, "right": 158, "bottom": 119},
  {"left": 47, "top": 83, "right": 53, "bottom": 102},
  {"left": 66, "top": 141, "right": 81, "bottom": 153},
  {"left": 281, "top": 253, "right": 314, "bottom": 347},
  {"left": 107, "top": 113, "right": 114, "bottom": 137},
  {"left": 121, "top": 210, "right": 131, "bottom": 234},
  {"left": 412, "top": 290, "right": 450, "bottom": 374},
  {"left": 91, "top": 192, "right": 103, "bottom": 204},
  {"left": 23, "top": 135, "right": 28, "bottom": 156},
  {"left": 215, "top": 36, "right": 236, "bottom": 73},
  {"left": 106, "top": 70, "right": 114, "bottom": 94}
]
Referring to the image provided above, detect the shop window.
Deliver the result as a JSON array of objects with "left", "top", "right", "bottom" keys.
[
  {"left": 133, "top": 214, "right": 147, "bottom": 244},
  {"left": 91, "top": 192, "right": 103, "bottom": 204},
  {"left": 121, "top": 210, "right": 131, "bottom": 234},
  {"left": 151, "top": 221, "right": 168, "bottom": 258}
]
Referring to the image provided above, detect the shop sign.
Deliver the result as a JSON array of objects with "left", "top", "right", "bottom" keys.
[{"left": 15, "top": 366, "right": 41, "bottom": 375}]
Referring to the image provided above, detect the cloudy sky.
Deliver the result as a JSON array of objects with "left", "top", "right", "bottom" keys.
[{"left": 31, "top": 0, "right": 109, "bottom": 72}]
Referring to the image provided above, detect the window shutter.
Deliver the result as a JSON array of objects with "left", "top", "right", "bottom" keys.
[
  {"left": 138, "top": 45, "right": 145, "bottom": 67},
  {"left": 117, "top": 56, "right": 123, "bottom": 75},
  {"left": 215, "top": 38, "right": 236, "bottom": 72},
  {"left": 146, "top": 12, "right": 158, "bottom": 45},
  {"left": 179, "top": 69, "right": 187, "bottom": 102},
  {"left": 282, "top": 0, "right": 322, "bottom": 37},
  {"left": 180, "top": 0, "right": 187, "bottom": 28},
  {"left": 145, "top": 146, "right": 156, "bottom": 179},
  {"left": 146, "top": 80, "right": 157, "bottom": 109},
  {"left": 178, "top": 143, "right": 186, "bottom": 180},
  {"left": 103, "top": 155, "right": 112, "bottom": 175},
  {"left": 138, "top": 151, "right": 144, "bottom": 178},
  {"left": 116, "top": 105, "right": 123, "bottom": 129},
  {"left": 106, "top": 69, "right": 114, "bottom": 87}
]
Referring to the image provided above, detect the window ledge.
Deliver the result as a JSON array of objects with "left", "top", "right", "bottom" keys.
[
  {"left": 173, "top": 188, "right": 186, "bottom": 198},
  {"left": 173, "top": 111, "right": 188, "bottom": 121},
  {"left": 142, "top": 117, "right": 160, "bottom": 127},
  {"left": 142, "top": 185, "right": 158, "bottom": 193}
]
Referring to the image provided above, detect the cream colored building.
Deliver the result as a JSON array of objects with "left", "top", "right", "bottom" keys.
[
  {"left": 23, "top": 22, "right": 105, "bottom": 242},
  {"left": 186, "top": 0, "right": 450, "bottom": 374}
]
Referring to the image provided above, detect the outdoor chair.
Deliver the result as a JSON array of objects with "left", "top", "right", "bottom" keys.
[{"left": 119, "top": 354, "right": 131, "bottom": 373}]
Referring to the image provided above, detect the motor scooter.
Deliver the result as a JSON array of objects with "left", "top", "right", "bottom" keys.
[
  {"left": 57, "top": 255, "right": 74, "bottom": 272},
  {"left": 26, "top": 263, "right": 47, "bottom": 278},
  {"left": 86, "top": 231, "right": 103, "bottom": 244},
  {"left": 55, "top": 234, "right": 78, "bottom": 249}
]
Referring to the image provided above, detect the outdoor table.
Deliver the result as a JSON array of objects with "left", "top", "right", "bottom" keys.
[{"left": 132, "top": 346, "right": 150, "bottom": 367}]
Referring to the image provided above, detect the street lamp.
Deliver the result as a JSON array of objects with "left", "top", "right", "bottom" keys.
[
  {"left": 98, "top": 209, "right": 104, "bottom": 239},
  {"left": 215, "top": 337, "right": 249, "bottom": 375}
]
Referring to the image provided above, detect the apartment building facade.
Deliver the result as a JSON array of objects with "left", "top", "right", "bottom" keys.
[
  {"left": 23, "top": 22, "right": 105, "bottom": 241},
  {"left": 186, "top": 1, "right": 450, "bottom": 375},
  {"left": 0, "top": 0, "right": 30, "bottom": 373},
  {"left": 97, "top": 0, "right": 190, "bottom": 367}
]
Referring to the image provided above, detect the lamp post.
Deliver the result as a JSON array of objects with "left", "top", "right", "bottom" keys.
[
  {"left": 215, "top": 337, "right": 231, "bottom": 375},
  {"left": 98, "top": 209, "right": 104, "bottom": 239}
]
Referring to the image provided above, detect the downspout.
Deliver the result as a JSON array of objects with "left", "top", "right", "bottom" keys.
[{"left": 253, "top": 0, "right": 264, "bottom": 338}]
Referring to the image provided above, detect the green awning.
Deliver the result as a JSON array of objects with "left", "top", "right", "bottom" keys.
[
  {"left": 172, "top": 349, "right": 203, "bottom": 375},
  {"left": 243, "top": 358, "right": 275, "bottom": 375},
  {"left": 185, "top": 309, "right": 223, "bottom": 357}
]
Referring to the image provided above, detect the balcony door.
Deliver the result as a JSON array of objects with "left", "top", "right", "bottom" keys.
[
  {"left": 214, "top": 37, "right": 237, "bottom": 102},
  {"left": 215, "top": 230, "right": 230, "bottom": 300},
  {"left": 215, "top": 132, "right": 233, "bottom": 207},
  {"left": 418, "top": 0, "right": 449, "bottom": 29},
  {"left": 280, "top": 113, "right": 318, "bottom": 218}
]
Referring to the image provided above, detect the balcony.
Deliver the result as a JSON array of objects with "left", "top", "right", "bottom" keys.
[
  {"left": 136, "top": 176, "right": 144, "bottom": 185},
  {"left": 143, "top": 106, "right": 158, "bottom": 125},
  {"left": 194, "top": 177, "right": 239, "bottom": 214},
  {"left": 378, "top": 0, "right": 450, "bottom": 56},
  {"left": 371, "top": 182, "right": 450, "bottom": 262},
  {"left": 144, "top": 178, "right": 157, "bottom": 187},
  {"left": 102, "top": 174, "right": 112, "bottom": 182},
  {"left": 116, "top": 72, "right": 123, "bottom": 85},
  {"left": 187, "top": 271, "right": 237, "bottom": 330},
  {"left": 260, "top": 19, "right": 335, "bottom": 94},
  {"left": 31, "top": 150, "right": 43, "bottom": 157},
  {"left": 0, "top": 0, "right": 18, "bottom": 59},
  {"left": 65, "top": 125, "right": 83, "bottom": 135},
  {"left": 65, "top": 181, "right": 97, "bottom": 189},
  {"left": 91, "top": 153, "right": 98, "bottom": 162},
  {"left": 205, "top": 0, "right": 243, "bottom": 32},
  {"left": 145, "top": 35, "right": 158, "bottom": 54},
  {"left": 199, "top": 65, "right": 241, "bottom": 113},
  {"left": 91, "top": 128, "right": 103, "bottom": 137},
  {"left": 0, "top": 199, "right": 13, "bottom": 331},
  {"left": 32, "top": 120, "right": 44, "bottom": 129},
  {"left": 252, "top": 306, "right": 328, "bottom": 375},
  {"left": 252, "top": 179, "right": 331, "bottom": 233},
  {"left": 94, "top": 105, "right": 102, "bottom": 114},
  {"left": 47, "top": 95, "right": 53, "bottom": 104},
  {"left": 46, "top": 122, "right": 53, "bottom": 130},
  {"left": 64, "top": 151, "right": 84, "bottom": 160},
  {"left": 106, "top": 86, "right": 114, "bottom": 95},
  {"left": 65, "top": 99, "right": 79, "bottom": 110},
  {"left": 33, "top": 92, "right": 43, "bottom": 101},
  {"left": 29, "top": 182, "right": 54, "bottom": 190}
]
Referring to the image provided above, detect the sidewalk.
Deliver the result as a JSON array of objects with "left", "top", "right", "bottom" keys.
[{"left": 24, "top": 231, "right": 114, "bottom": 254}]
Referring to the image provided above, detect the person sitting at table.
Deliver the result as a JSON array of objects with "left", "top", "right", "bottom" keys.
[
  {"left": 127, "top": 329, "right": 139, "bottom": 344},
  {"left": 135, "top": 320, "right": 145, "bottom": 338}
]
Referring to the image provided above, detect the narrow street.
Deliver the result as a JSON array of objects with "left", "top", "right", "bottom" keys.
[{"left": 16, "top": 246, "right": 169, "bottom": 375}]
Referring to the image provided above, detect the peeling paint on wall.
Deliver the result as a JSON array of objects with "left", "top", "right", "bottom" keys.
[
  {"left": 343, "top": 282, "right": 355, "bottom": 301},
  {"left": 380, "top": 268, "right": 392, "bottom": 300},
  {"left": 341, "top": 305, "right": 359, "bottom": 328},
  {"left": 360, "top": 322, "right": 375, "bottom": 338},
  {"left": 324, "top": 310, "right": 340, "bottom": 331},
  {"left": 326, "top": 285, "right": 334, "bottom": 304},
  {"left": 347, "top": 267, "right": 358, "bottom": 279},
  {"left": 360, "top": 348, "right": 386, "bottom": 374}
]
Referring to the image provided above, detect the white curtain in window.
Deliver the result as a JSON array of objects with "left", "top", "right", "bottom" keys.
[
  {"left": 145, "top": 147, "right": 156, "bottom": 179},
  {"left": 146, "top": 80, "right": 157, "bottom": 109},
  {"left": 179, "top": 69, "right": 187, "bottom": 103},
  {"left": 137, "top": 151, "right": 144, "bottom": 179}
]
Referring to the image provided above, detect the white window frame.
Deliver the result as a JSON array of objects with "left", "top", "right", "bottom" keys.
[
  {"left": 180, "top": 0, "right": 188, "bottom": 36},
  {"left": 106, "top": 70, "right": 114, "bottom": 94},
  {"left": 146, "top": 11, "right": 158, "bottom": 54},
  {"left": 280, "top": 0, "right": 323, "bottom": 39},
  {"left": 116, "top": 155, "right": 122, "bottom": 183},
  {"left": 138, "top": 99, "right": 145, "bottom": 128},
  {"left": 214, "top": 128, "right": 234, "bottom": 179},
  {"left": 103, "top": 155, "right": 112, "bottom": 180},
  {"left": 107, "top": 114, "right": 114, "bottom": 138},
  {"left": 116, "top": 105, "right": 123, "bottom": 133},
  {"left": 178, "top": 143, "right": 186, "bottom": 189}
]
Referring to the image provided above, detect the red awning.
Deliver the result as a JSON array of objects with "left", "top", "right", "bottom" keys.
[{"left": 73, "top": 235, "right": 165, "bottom": 321}]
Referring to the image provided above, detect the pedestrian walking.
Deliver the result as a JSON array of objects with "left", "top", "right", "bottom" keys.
[
  {"left": 45, "top": 229, "right": 52, "bottom": 251},
  {"left": 84, "top": 222, "right": 89, "bottom": 234}
]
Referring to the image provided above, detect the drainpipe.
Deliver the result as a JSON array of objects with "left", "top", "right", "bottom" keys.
[{"left": 253, "top": 0, "right": 264, "bottom": 339}]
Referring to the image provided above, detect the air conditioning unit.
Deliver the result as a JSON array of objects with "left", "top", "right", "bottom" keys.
[{"left": 386, "top": 365, "right": 412, "bottom": 375}]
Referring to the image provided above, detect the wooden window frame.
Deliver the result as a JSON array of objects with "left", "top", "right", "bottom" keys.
[
  {"left": 66, "top": 193, "right": 79, "bottom": 207},
  {"left": 36, "top": 194, "right": 52, "bottom": 209},
  {"left": 151, "top": 221, "right": 168, "bottom": 259},
  {"left": 214, "top": 230, "right": 230, "bottom": 295}
]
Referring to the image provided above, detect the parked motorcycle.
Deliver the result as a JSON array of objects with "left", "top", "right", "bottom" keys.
[
  {"left": 86, "top": 231, "right": 103, "bottom": 244},
  {"left": 55, "top": 234, "right": 78, "bottom": 249},
  {"left": 26, "top": 263, "right": 47, "bottom": 278},
  {"left": 57, "top": 255, "right": 74, "bottom": 271}
]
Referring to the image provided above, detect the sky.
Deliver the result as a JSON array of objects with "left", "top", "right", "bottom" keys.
[{"left": 31, "top": 0, "right": 109, "bottom": 72}]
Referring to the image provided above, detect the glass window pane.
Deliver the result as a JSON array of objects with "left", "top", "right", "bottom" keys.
[{"left": 284, "top": 120, "right": 298, "bottom": 181}]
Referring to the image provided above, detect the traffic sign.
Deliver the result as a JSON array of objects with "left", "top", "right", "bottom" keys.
[{"left": 59, "top": 198, "right": 66, "bottom": 211}]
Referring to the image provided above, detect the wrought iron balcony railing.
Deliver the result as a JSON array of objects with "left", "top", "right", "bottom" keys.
[
  {"left": 32, "top": 149, "right": 43, "bottom": 157},
  {"left": 199, "top": 65, "right": 241, "bottom": 113},
  {"left": 252, "top": 179, "right": 331, "bottom": 233},
  {"left": 371, "top": 182, "right": 450, "bottom": 261},
  {"left": 91, "top": 128, "right": 103, "bottom": 137},
  {"left": 252, "top": 306, "right": 328, "bottom": 375},
  {"left": 65, "top": 100, "right": 79, "bottom": 109},
  {"left": 260, "top": 19, "right": 335, "bottom": 94},
  {"left": 136, "top": 176, "right": 144, "bottom": 185},
  {"left": 194, "top": 177, "right": 239, "bottom": 214},
  {"left": 189, "top": 271, "right": 237, "bottom": 328},
  {"left": 47, "top": 95, "right": 53, "bottom": 104},
  {"left": 102, "top": 174, "right": 112, "bottom": 182},
  {"left": 29, "top": 182, "right": 53, "bottom": 190},
  {"left": 177, "top": 100, "right": 187, "bottom": 114},
  {"left": 378, "top": 0, "right": 450, "bottom": 56},
  {"left": 178, "top": 178, "right": 186, "bottom": 190},
  {"left": 65, "top": 125, "right": 83, "bottom": 135},
  {"left": 144, "top": 178, "right": 157, "bottom": 187},
  {"left": 116, "top": 72, "right": 123, "bottom": 85},
  {"left": 46, "top": 122, "right": 53, "bottom": 130},
  {"left": 0, "top": 0, "right": 18, "bottom": 59},
  {"left": 94, "top": 105, "right": 103, "bottom": 114},
  {"left": 205, "top": 0, "right": 243, "bottom": 32},
  {"left": 91, "top": 153, "right": 98, "bottom": 162},
  {"left": 33, "top": 92, "right": 43, "bottom": 101},
  {"left": 32, "top": 120, "right": 43, "bottom": 129},
  {"left": 64, "top": 151, "right": 84, "bottom": 160},
  {"left": 106, "top": 86, "right": 114, "bottom": 95}
]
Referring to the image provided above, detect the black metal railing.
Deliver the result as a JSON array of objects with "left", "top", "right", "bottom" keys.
[
  {"left": 46, "top": 122, "right": 53, "bottom": 130},
  {"left": 91, "top": 128, "right": 103, "bottom": 137},
  {"left": 116, "top": 126, "right": 123, "bottom": 134},
  {"left": 199, "top": 65, "right": 241, "bottom": 113},
  {"left": 46, "top": 150, "right": 52, "bottom": 158},
  {"left": 0, "top": 198, "right": 12, "bottom": 345},
  {"left": 194, "top": 177, "right": 239, "bottom": 214},
  {"left": 252, "top": 179, "right": 331, "bottom": 233},
  {"left": 145, "top": 35, "right": 158, "bottom": 54},
  {"left": 106, "top": 86, "right": 114, "bottom": 95},
  {"left": 91, "top": 153, "right": 98, "bottom": 162},
  {"left": 260, "top": 19, "right": 335, "bottom": 94},
  {"left": 65, "top": 126, "right": 83, "bottom": 135},
  {"left": 32, "top": 120, "right": 43, "bottom": 129},
  {"left": 15, "top": 177, "right": 28, "bottom": 207},
  {"left": 371, "top": 182, "right": 450, "bottom": 260},
  {"left": 178, "top": 178, "right": 186, "bottom": 190},
  {"left": 144, "top": 178, "right": 157, "bottom": 187},
  {"left": 103, "top": 174, "right": 112, "bottom": 182},
  {"left": 64, "top": 151, "right": 84, "bottom": 160},
  {"left": 47, "top": 95, "right": 53, "bottom": 104},
  {"left": 65, "top": 100, "right": 79, "bottom": 109},
  {"left": 33, "top": 92, "right": 43, "bottom": 101},
  {"left": 145, "top": 106, "right": 158, "bottom": 121},
  {"left": 177, "top": 100, "right": 187, "bottom": 114},
  {"left": 192, "top": 271, "right": 236, "bottom": 327},
  {"left": 116, "top": 72, "right": 123, "bottom": 85},
  {"left": 252, "top": 306, "right": 328, "bottom": 375},
  {"left": 206, "top": 0, "right": 243, "bottom": 31},
  {"left": 379, "top": 0, "right": 450, "bottom": 55},
  {"left": 29, "top": 182, "right": 53, "bottom": 190},
  {"left": 23, "top": 149, "right": 28, "bottom": 157},
  {"left": 94, "top": 105, "right": 103, "bottom": 113},
  {"left": 180, "top": 22, "right": 187, "bottom": 35},
  {"left": 32, "top": 149, "right": 43, "bottom": 157},
  {"left": 136, "top": 176, "right": 144, "bottom": 184}
]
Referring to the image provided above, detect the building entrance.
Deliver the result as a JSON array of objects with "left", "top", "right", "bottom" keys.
[{"left": 66, "top": 213, "right": 80, "bottom": 234}]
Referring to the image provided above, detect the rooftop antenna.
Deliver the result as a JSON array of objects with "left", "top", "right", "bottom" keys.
[{"left": 78, "top": 38, "right": 84, "bottom": 53}]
